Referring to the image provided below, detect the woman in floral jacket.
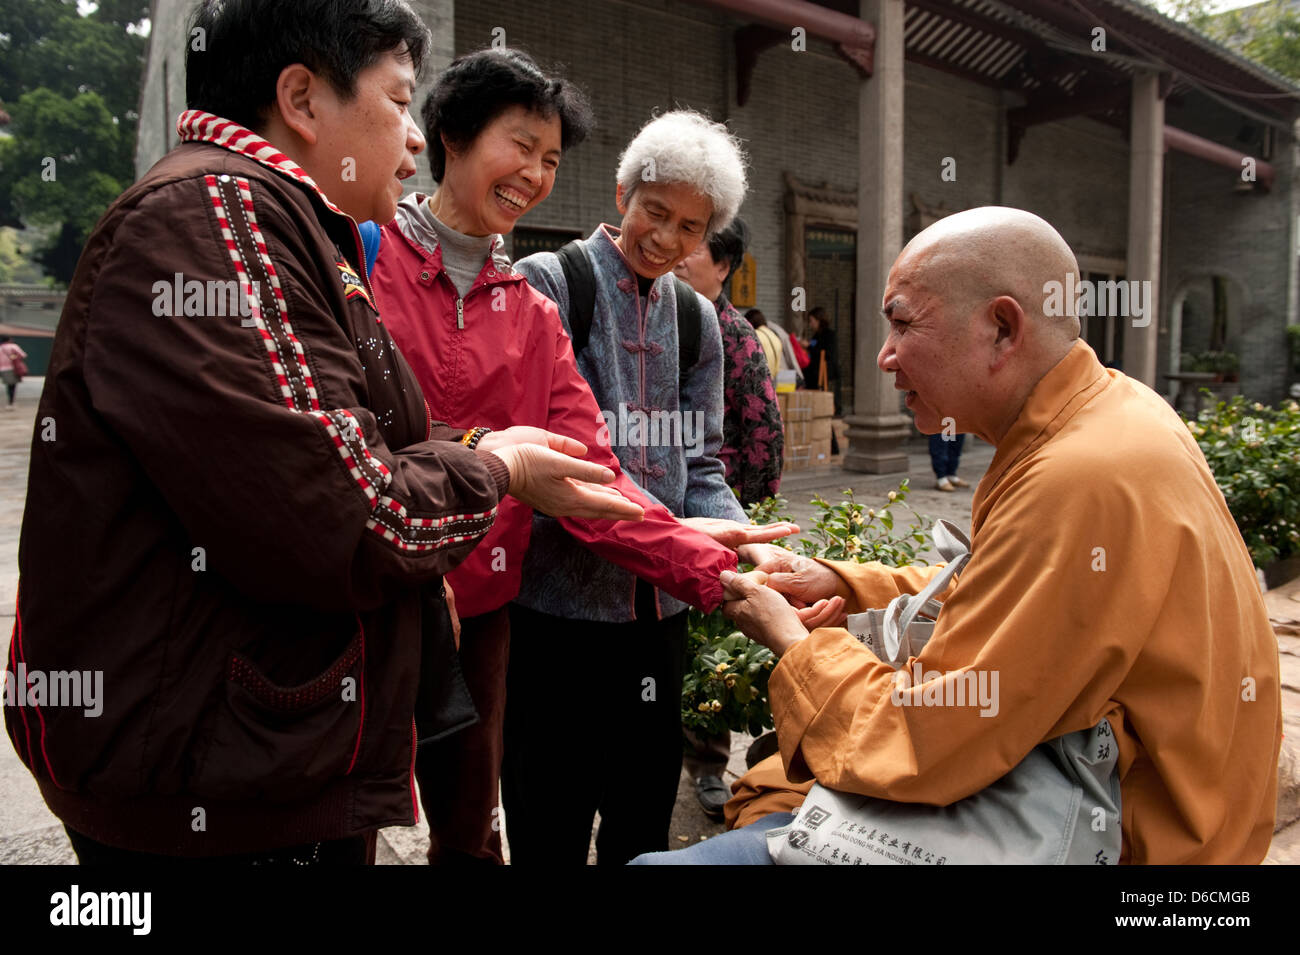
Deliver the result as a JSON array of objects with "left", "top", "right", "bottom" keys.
[{"left": 674, "top": 217, "right": 783, "bottom": 505}]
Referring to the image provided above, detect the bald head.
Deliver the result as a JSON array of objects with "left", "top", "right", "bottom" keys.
[
  {"left": 879, "top": 207, "right": 1086, "bottom": 446},
  {"left": 897, "top": 206, "right": 1081, "bottom": 344}
]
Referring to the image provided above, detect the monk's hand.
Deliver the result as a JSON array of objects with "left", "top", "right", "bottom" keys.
[
  {"left": 489, "top": 443, "right": 644, "bottom": 522},
  {"left": 795, "top": 594, "right": 847, "bottom": 630},
  {"left": 720, "top": 569, "right": 811, "bottom": 658},
  {"left": 680, "top": 517, "right": 800, "bottom": 550},
  {"left": 735, "top": 543, "right": 845, "bottom": 609}
]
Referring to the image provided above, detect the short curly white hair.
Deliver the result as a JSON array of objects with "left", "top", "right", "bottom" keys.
[{"left": 616, "top": 110, "right": 748, "bottom": 236}]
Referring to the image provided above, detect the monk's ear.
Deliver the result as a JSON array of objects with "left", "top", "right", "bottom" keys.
[
  {"left": 988, "top": 295, "right": 1026, "bottom": 371},
  {"left": 615, "top": 182, "right": 629, "bottom": 215},
  {"left": 273, "top": 64, "right": 322, "bottom": 146}
]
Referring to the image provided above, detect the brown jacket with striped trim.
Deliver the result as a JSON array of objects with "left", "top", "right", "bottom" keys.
[{"left": 5, "top": 112, "right": 510, "bottom": 855}]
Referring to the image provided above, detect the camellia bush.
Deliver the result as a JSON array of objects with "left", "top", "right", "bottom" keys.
[
  {"left": 1184, "top": 396, "right": 1300, "bottom": 567},
  {"left": 682, "top": 480, "right": 930, "bottom": 737}
]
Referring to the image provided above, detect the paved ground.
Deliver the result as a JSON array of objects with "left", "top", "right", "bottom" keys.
[{"left": 1, "top": 385, "right": 1294, "bottom": 864}]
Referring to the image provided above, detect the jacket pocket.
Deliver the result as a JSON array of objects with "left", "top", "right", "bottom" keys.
[{"left": 190, "top": 629, "right": 364, "bottom": 804}]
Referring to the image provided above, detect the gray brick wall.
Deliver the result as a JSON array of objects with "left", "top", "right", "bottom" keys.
[{"left": 1163, "top": 91, "right": 1295, "bottom": 404}]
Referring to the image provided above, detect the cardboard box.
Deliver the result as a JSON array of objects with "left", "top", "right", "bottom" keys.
[
  {"left": 784, "top": 420, "right": 812, "bottom": 445},
  {"left": 809, "top": 390, "right": 835, "bottom": 419},
  {"left": 784, "top": 443, "right": 811, "bottom": 472},
  {"left": 783, "top": 390, "right": 814, "bottom": 422},
  {"left": 810, "top": 417, "right": 833, "bottom": 442},
  {"left": 810, "top": 438, "right": 833, "bottom": 465},
  {"left": 776, "top": 392, "right": 789, "bottom": 419}
]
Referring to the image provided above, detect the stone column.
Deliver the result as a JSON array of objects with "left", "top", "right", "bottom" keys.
[
  {"left": 1123, "top": 72, "right": 1164, "bottom": 388},
  {"left": 405, "top": 0, "right": 458, "bottom": 198},
  {"left": 843, "top": 0, "right": 911, "bottom": 473}
]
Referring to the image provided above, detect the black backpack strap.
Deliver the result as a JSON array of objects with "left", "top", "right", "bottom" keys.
[
  {"left": 554, "top": 240, "right": 596, "bottom": 359},
  {"left": 671, "top": 275, "right": 701, "bottom": 386}
]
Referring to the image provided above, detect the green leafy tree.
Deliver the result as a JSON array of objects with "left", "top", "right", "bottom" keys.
[
  {"left": 1151, "top": 0, "right": 1300, "bottom": 81},
  {"left": 0, "top": 227, "right": 48, "bottom": 285},
  {"left": 0, "top": 0, "right": 148, "bottom": 284}
]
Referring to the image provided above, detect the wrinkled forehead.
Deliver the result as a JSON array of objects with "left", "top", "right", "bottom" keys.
[
  {"left": 631, "top": 181, "right": 713, "bottom": 220},
  {"left": 884, "top": 243, "right": 939, "bottom": 302}
]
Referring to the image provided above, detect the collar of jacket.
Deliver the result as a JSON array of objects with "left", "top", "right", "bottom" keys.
[
  {"left": 391, "top": 193, "right": 517, "bottom": 290},
  {"left": 978, "top": 339, "right": 1111, "bottom": 500},
  {"left": 589, "top": 224, "right": 676, "bottom": 303},
  {"left": 176, "top": 110, "right": 348, "bottom": 218}
]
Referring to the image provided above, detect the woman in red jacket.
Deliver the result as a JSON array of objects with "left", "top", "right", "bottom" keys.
[{"left": 369, "top": 49, "right": 808, "bottom": 865}]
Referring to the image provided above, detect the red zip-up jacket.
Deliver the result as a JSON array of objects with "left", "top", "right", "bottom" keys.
[{"left": 372, "top": 195, "right": 737, "bottom": 619}]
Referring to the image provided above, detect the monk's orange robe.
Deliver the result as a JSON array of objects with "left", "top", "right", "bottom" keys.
[{"left": 727, "top": 341, "right": 1282, "bottom": 864}]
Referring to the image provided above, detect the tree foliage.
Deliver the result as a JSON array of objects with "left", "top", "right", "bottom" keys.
[
  {"left": 0, "top": 0, "right": 148, "bottom": 284},
  {"left": 1154, "top": 0, "right": 1300, "bottom": 81}
]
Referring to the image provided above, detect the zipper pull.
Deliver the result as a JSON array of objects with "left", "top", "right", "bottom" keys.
[{"left": 456, "top": 298, "right": 464, "bottom": 330}]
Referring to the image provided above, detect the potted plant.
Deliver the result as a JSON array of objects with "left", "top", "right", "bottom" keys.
[{"left": 1181, "top": 350, "right": 1240, "bottom": 382}]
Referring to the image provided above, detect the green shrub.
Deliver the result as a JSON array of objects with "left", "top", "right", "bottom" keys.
[
  {"left": 1185, "top": 396, "right": 1300, "bottom": 566},
  {"left": 1180, "top": 350, "right": 1240, "bottom": 377},
  {"left": 681, "top": 481, "right": 930, "bottom": 736}
]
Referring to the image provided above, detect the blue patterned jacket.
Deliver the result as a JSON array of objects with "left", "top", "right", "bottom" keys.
[{"left": 514, "top": 224, "right": 746, "bottom": 622}]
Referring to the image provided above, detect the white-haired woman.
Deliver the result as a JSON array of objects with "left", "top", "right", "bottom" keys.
[{"left": 504, "top": 110, "right": 756, "bottom": 864}]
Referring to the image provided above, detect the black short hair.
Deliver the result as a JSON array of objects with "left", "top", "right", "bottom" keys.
[
  {"left": 745, "top": 308, "right": 766, "bottom": 329},
  {"left": 706, "top": 215, "right": 749, "bottom": 282},
  {"left": 423, "top": 48, "right": 594, "bottom": 182},
  {"left": 185, "top": 0, "right": 431, "bottom": 132}
]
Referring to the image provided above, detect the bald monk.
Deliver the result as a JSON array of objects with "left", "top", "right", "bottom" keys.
[{"left": 630, "top": 207, "right": 1281, "bottom": 865}]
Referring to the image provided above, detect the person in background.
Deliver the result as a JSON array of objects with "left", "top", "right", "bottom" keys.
[
  {"left": 804, "top": 306, "right": 840, "bottom": 413},
  {"left": 505, "top": 110, "right": 791, "bottom": 864},
  {"left": 804, "top": 305, "right": 841, "bottom": 453},
  {"left": 0, "top": 335, "right": 27, "bottom": 409},
  {"left": 744, "top": 308, "right": 783, "bottom": 382},
  {"left": 929, "top": 432, "right": 969, "bottom": 491},
  {"left": 764, "top": 316, "right": 805, "bottom": 390},
  {"left": 673, "top": 216, "right": 783, "bottom": 820},
  {"left": 673, "top": 218, "right": 783, "bottom": 506},
  {"left": 370, "top": 54, "right": 795, "bottom": 863}
]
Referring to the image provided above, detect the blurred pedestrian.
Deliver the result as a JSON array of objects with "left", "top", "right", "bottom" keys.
[
  {"left": 805, "top": 306, "right": 840, "bottom": 415},
  {"left": 928, "top": 432, "right": 969, "bottom": 491},
  {"left": 0, "top": 336, "right": 26, "bottom": 410},
  {"left": 744, "top": 308, "right": 783, "bottom": 382}
]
